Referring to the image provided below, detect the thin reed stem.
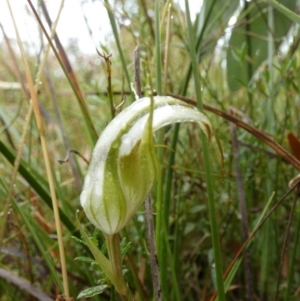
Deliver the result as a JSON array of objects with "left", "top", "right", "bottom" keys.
[
  {"left": 185, "top": 1, "right": 225, "bottom": 300},
  {"left": 7, "top": 0, "right": 69, "bottom": 296}
]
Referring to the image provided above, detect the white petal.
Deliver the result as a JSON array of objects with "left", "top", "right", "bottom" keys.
[
  {"left": 119, "top": 100, "right": 211, "bottom": 156},
  {"left": 81, "top": 96, "right": 171, "bottom": 198}
]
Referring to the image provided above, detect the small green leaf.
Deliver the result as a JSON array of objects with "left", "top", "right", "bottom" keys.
[
  {"left": 71, "top": 236, "right": 86, "bottom": 245},
  {"left": 77, "top": 285, "right": 108, "bottom": 299},
  {"left": 120, "top": 238, "right": 132, "bottom": 259},
  {"left": 74, "top": 256, "right": 94, "bottom": 263}
]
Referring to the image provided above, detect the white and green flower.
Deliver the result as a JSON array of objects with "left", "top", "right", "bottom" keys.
[{"left": 80, "top": 96, "right": 212, "bottom": 235}]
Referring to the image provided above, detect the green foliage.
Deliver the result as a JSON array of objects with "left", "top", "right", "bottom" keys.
[
  {"left": 227, "top": 0, "right": 297, "bottom": 91},
  {"left": 199, "top": 0, "right": 239, "bottom": 58},
  {"left": 77, "top": 285, "right": 108, "bottom": 299},
  {"left": 1, "top": 0, "right": 300, "bottom": 300}
]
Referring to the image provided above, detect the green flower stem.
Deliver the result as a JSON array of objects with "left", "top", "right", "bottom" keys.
[
  {"left": 106, "top": 234, "right": 133, "bottom": 300},
  {"left": 184, "top": 1, "right": 225, "bottom": 301},
  {"left": 154, "top": 0, "right": 167, "bottom": 297},
  {"left": 260, "top": 5, "right": 275, "bottom": 295},
  {"left": 78, "top": 219, "right": 132, "bottom": 300}
]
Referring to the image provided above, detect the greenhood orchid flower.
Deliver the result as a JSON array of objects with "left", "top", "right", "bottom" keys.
[{"left": 80, "top": 96, "right": 212, "bottom": 235}]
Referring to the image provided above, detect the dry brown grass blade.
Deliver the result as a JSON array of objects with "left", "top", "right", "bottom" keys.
[
  {"left": 274, "top": 186, "right": 299, "bottom": 300},
  {"left": 0, "top": 24, "right": 53, "bottom": 125},
  {"left": 0, "top": 18, "right": 35, "bottom": 249},
  {"left": 40, "top": 1, "right": 81, "bottom": 93},
  {"left": 138, "top": 0, "right": 155, "bottom": 39},
  {"left": 43, "top": 67, "right": 83, "bottom": 193},
  {"left": 37, "top": 0, "right": 98, "bottom": 144},
  {"left": 0, "top": 23, "right": 28, "bottom": 93},
  {"left": 2, "top": 0, "right": 70, "bottom": 297},
  {"left": 168, "top": 93, "right": 300, "bottom": 171}
]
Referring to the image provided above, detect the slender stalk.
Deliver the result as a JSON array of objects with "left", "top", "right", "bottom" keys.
[
  {"left": 99, "top": 52, "right": 115, "bottom": 119},
  {"left": 38, "top": 0, "right": 98, "bottom": 145},
  {"left": 244, "top": 0, "right": 254, "bottom": 118},
  {"left": 106, "top": 234, "right": 132, "bottom": 301},
  {"left": 179, "top": 0, "right": 216, "bottom": 94},
  {"left": 161, "top": 0, "right": 173, "bottom": 228},
  {"left": 145, "top": 197, "right": 162, "bottom": 301},
  {"left": 274, "top": 188, "right": 297, "bottom": 300},
  {"left": 103, "top": 0, "right": 132, "bottom": 96},
  {"left": 184, "top": 1, "right": 225, "bottom": 301},
  {"left": 267, "top": 5, "right": 275, "bottom": 128},
  {"left": 134, "top": 45, "right": 142, "bottom": 98},
  {"left": 140, "top": 42, "right": 162, "bottom": 299},
  {"left": 43, "top": 68, "right": 83, "bottom": 193},
  {"left": 260, "top": 5, "right": 275, "bottom": 296},
  {"left": 172, "top": 179, "right": 182, "bottom": 300},
  {"left": 154, "top": 0, "right": 169, "bottom": 298},
  {"left": 284, "top": 195, "right": 300, "bottom": 300},
  {"left": 161, "top": 221, "right": 181, "bottom": 301},
  {"left": 155, "top": 0, "right": 162, "bottom": 96},
  {"left": 163, "top": 124, "right": 180, "bottom": 228},
  {"left": 163, "top": 0, "right": 216, "bottom": 246},
  {"left": 138, "top": 0, "right": 155, "bottom": 39},
  {"left": 163, "top": 2, "right": 172, "bottom": 94},
  {"left": 140, "top": 57, "right": 165, "bottom": 299}
]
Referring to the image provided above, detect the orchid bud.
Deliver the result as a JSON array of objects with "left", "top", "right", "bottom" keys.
[{"left": 80, "top": 96, "right": 212, "bottom": 235}]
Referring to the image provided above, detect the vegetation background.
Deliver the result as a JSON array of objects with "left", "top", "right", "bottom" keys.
[{"left": 1, "top": 0, "right": 300, "bottom": 300}]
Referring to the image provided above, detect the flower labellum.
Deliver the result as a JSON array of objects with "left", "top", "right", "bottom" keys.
[{"left": 80, "top": 96, "right": 212, "bottom": 235}]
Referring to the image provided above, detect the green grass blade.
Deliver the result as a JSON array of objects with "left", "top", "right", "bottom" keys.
[
  {"left": 216, "top": 192, "right": 275, "bottom": 300},
  {"left": 103, "top": 0, "right": 132, "bottom": 96},
  {"left": 0, "top": 140, "right": 77, "bottom": 235},
  {"left": 267, "top": 0, "right": 300, "bottom": 24},
  {"left": 285, "top": 201, "right": 300, "bottom": 300},
  {"left": 153, "top": 0, "right": 169, "bottom": 298},
  {"left": 184, "top": 1, "right": 225, "bottom": 300}
]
